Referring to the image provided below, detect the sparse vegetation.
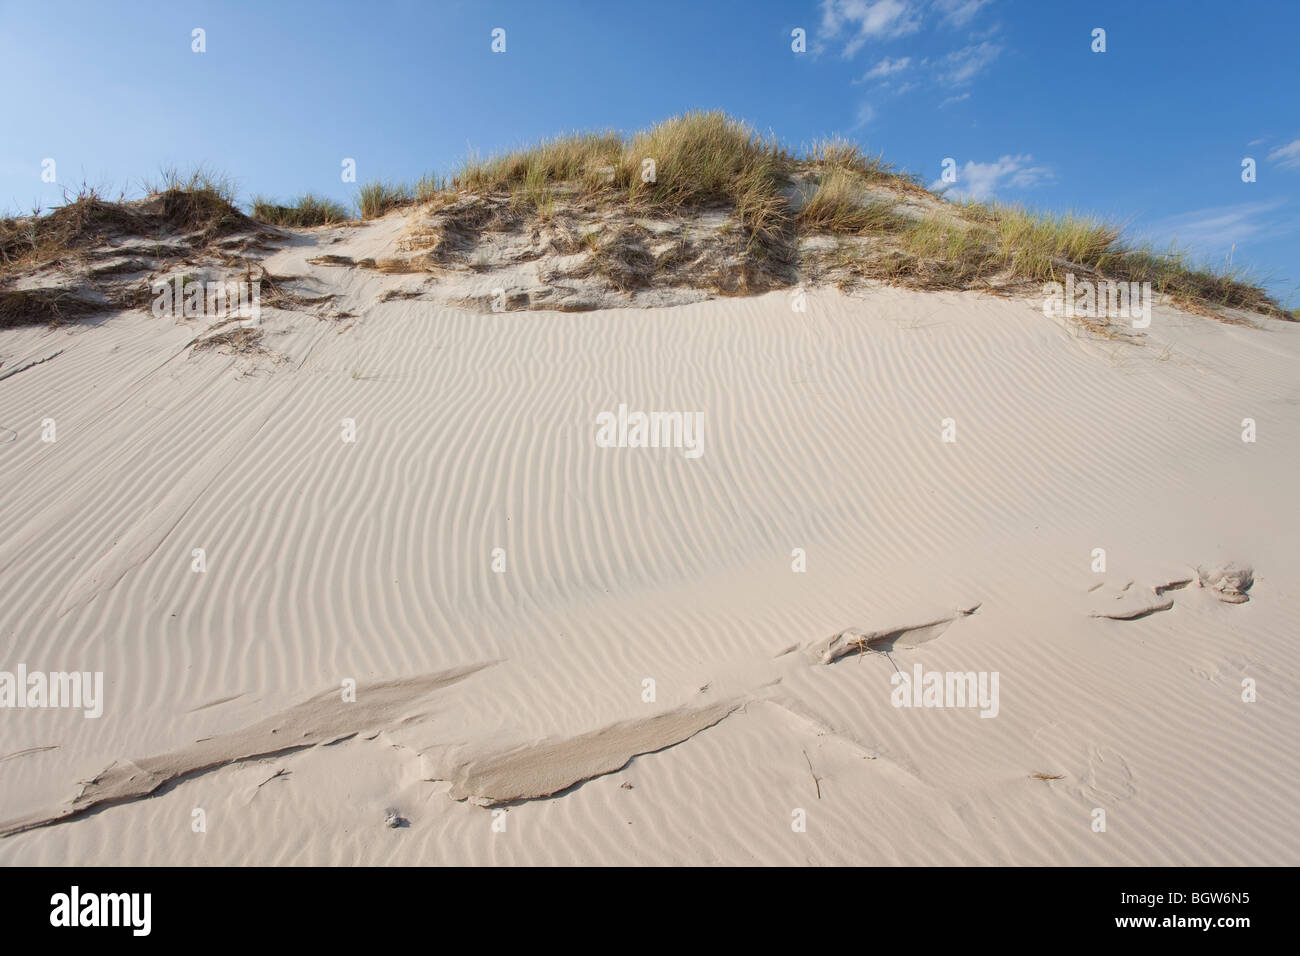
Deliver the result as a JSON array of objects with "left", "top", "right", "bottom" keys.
[
  {"left": 993, "top": 206, "right": 1121, "bottom": 280},
  {"left": 357, "top": 181, "right": 414, "bottom": 219},
  {"left": 414, "top": 173, "right": 449, "bottom": 203},
  {"left": 192, "top": 325, "right": 265, "bottom": 354},
  {"left": 892, "top": 217, "right": 1000, "bottom": 289},
  {"left": 0, "top": 115, "right": 1288, "bottom": 328},
  {"left": 423, "top": 112, "right": 1285, "bottom": 317},
  {"left": 142, "top": 165, "right": 237, "bottom": 206},
  {"left": 1109, "top": 242, "right": 1276, "bottom": 314},
  {"left": 798, "top": 168, "right": 906, "bottom": 234},
  {"left": 454, "top": 131, "right": 621, "bottom": 194},
  {"left": 252, "top": 193, "right": 349, "bottom": 227},
  {"left": 0, "top": 287, "right": 99, "bottom": 328},
  {"left": 2, "top": 170, "right": 250, "bottom": 281},
  {"left": 805, "top": 136, "right": 911, "bottom": 185},
  {"left": 140, "top": 165, "right": 246, "bottom": 236},
  {"left": 617, "top": 114, "right": 778, "bottom": 205}
]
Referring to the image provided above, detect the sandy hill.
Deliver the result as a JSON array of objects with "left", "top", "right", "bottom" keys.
[{"left": 0, "top": 115, "right": 1296, "bottom": 865}]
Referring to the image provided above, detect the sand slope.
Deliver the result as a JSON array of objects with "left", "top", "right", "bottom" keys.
[{"left": 1, "top": 216, "right": 1297, "bottom": 865}]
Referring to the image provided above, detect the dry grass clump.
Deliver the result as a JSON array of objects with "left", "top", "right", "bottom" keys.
[
  {"left": 192, "top": 325, "right": 266, "bottom": 354},
  {"left": 585, "top": 225, "right": 656, "bottom": 291},
  {"left": 440, "top": 113, "right": 943, "bottom": 263},
  {"left": 837, "top": 203, "right": 1286, "bottom": 316},
  {"left": 252, "top": 193, "right": 349, "bottom": 227},
  {"left": 993, "top": 206, "right": 1121, "bottom": 280},
  {"left": 617, "top": 112, "right": 771, "bottom": 205},
  {"left": 957, "top": 197, "right": 999, "bottom": 224},
  {"left": 813, "top": 217, "right": 1000, "bottom": 292},
  {"left": 452, "top": 132, "right": 620, "bottom": 222},
  {"left": 1, "top": 185, "right": 132, "bottom": 270},
  {"left": 440, "top": 113, "right": 940, "bottom": 261},
  {"left": 511, "top": 161, "right": 558, "bottom": 219},
  {"left": 451, "top": 114, "right": 798, "bottom": 249},
  {"left": 141, "top": 166, "right": 246, "bottom": 236},
  {"left": 1, "top": 170, "right": 249, "bottom": 279},
  {"left": 0, "top": 168, "right": 266, "bottom": 329},
  {"left": 357, "top": 181, "right": 414, "bottom": 219},
  {"left": 0, "top": 287, "right": 99, "bottom": 328},
  {"left": 984, "top": 205, "right": 1281, "bottom": 314},
  {"left": 1111, "top": 243, "right": 1279, "bottom": 314},
  {"left": 415, "top": 173, "right": 449, "bottom": 203},
  {"left": 615, "top": 111, "right": 790, "bottom": 248},
  {"left": 141, "top": 166, "right": 237, "bottom": 210},
  {"left": 805, "top": 137, "right": 902, "bottom": 182},
  {"left": 454, "top": 131, "right": 621, "bottom": 195},
  {"left": 798, "top": 168, "right": 907, "bottom": 234},
  {"left": 427, "top": 114, "right": 1282, "bottom": 316},
  {"left": 892, "top": 217, "right": 1001, "bottom": 288},
  {"left": 806, "top": 137, "right": 870, "bottom": 170}
]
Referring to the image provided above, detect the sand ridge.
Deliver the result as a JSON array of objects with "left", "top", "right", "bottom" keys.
[{"left": 1, "top": 212, "right": 1297, "bottom": 864}]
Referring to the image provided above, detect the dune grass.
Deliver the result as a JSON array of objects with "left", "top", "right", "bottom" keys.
[
  {"left": 1111, "top": 243, "right": 1276, "bottom": 313},
  {"left": 137, "top": 165, "right": 247, "bottom": 235},
  {"left": 1, "top": 169, "right": 247, "bottom": 277},
  {"left": 0, "top": 115, "right": 1285, "bottom": 321},
  {"left": 798, "top": 167, "right": 907, "bottom": 233},
  {"left": 1, "top": 183, "right": 123, "bottom": 271},
  {"left": 511, "top": 159, "right": 559, "bottom": 219},
  {"left": 805, "top": 136, "right": 911, "bottom": 184},
  {"left": 455, "top": 131, "right": 622, "bottom": 194},
  {"left": 449, "top": 113, "right": 795, "bottom": 249},
  {"left": 982, "top": 206, "right": 1275, "bottom": 311},
  {"left": 438, "top": 112, "right": 1283, "bottom": 314},
  {"left": 812, "top": 198, "right": 1282, "bottom": 314},
  {"left": 894, "top": 217, "right": 999, "bottom": 287},
  {"left": 142, "top": 165, "right": 237, "bottom": 206},
  {"left": 252, "top": 193, "right": 349, "bottom": 227},
  {"left": 615, "top": 113, "right": 771, "bottom": 205},
  {"left": 357, "top": 180, "right": 414, "bottom": 220},
  {"left": 992, "top": 206, "right": 1122, "bottom": 280},
  {"left": 415, "top": 172, "right": 449, "bottom": 203},
  {"left": 615, "top": 112, "right": 790, "bottom": 247}
]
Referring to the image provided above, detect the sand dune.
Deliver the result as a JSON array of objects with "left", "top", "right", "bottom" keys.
[{"left": 1, "top": 211, "right": 1297, "bottom": 865}]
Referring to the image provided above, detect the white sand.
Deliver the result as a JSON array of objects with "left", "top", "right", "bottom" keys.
[{"left": 1, "top": 215, "right": 1297, "bottom": 864}]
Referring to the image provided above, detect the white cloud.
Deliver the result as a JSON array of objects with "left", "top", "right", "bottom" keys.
[
  {"left": 932, "top": 41, "right": 1002, "bottom": 85},
  {"left": 932, "top": 0, "right": 991, "bottom": 28},
  {"left": 1266, "top": 139, "right": 1300, "bottom": 169},
  {"left": 1143, "top": 201, "right": 1291, "bottom": 252},
  {"left": 820, "top": 0, "right": 922, "bottom": 57},
  {"left": 938, "top": 91, "right": 971, "bottom": 108},
  {"left": 861, "top": 55, "right": 911, "bottom": 80},
  {"left": 852, "top": 102, "right": 878, "bottom": 128},
  {"left": 930, "top": 154, "right": 1051, "bottom": 200}
]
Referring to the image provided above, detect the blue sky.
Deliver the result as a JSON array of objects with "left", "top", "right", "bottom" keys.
[{"left": 2, "top": 0, "right": 1297, "bottom": 302}]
